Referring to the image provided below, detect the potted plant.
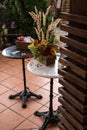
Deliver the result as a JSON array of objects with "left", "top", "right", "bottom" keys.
[{"left": 28, "top": 6, "right": 60, "bottom": 66}]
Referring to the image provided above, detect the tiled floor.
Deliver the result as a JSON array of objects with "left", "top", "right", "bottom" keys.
[
  {"left": 0, "top": 28, "right": 65, "bottom": 130},
  {"left": 0, "top": 52, "right": 62, "bottom": 130}
]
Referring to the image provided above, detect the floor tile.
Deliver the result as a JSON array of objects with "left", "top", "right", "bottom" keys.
[
  {"left": 10, "top": 100, "right": 42, "bottom": 118},
  {"left": 0, "top": 90, "right": 19, "bottom": 107},
  {"left": 0, "top": 62, "right": 11, "bottom": 71},
  {"left": 33, "top": 76, "right": 49, "bottom": 87},
  {"left": 0, "top": 104, "right": 7, "bottom": 113},
  {"left": 15, "top": 69, "right": 36, "bottom": 80},
  {"left": 13, "top": 82, "right": 40, "bottom": 93},
  {"left": 6, "top": 59, "right": 21, "bottom": 67},
  {"left": 26, "top": 70, "right": 39, "bottom": 80},
  {"left": 0, "top": 54, "right": 10, "bottom": 62},
  {"left": 33, "top": 88, "right": 50, "bottom": 105},
  {"left": 15, "top": 119, "right": 38, "bottom": 129},
  {"left": 3, "top": 66, "right": 21, "bottom": 76},
  {"left": 0, "top": 109, "right": 24, "bottom": 130},
  {"left": 0, "top": 71, "right": 10, "bottom": 81},
  {"left": 1, "top": 76, "right": 23, "bottom": 89},
  {"left": 0, "top": 84, "right": 9, "bottom": 95},
  {"left": 45, "top": 95, "right": 60, "bottom": 110},
  {"left": 42, "top": 81, "right": 61, "bottom": 94},
  {"left": 26, "top": 82, "right": 41, "bottom": 92},
  {"left": 27, "top": 75, "right": 49, "bottom": 87}
]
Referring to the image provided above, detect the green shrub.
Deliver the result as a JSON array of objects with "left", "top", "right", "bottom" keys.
[{"left": 3, "top": 0, "right": 51, "bottom": 39}]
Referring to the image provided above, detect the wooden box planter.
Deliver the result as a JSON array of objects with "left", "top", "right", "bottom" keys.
[
  {"left": 16, "top": 40, "right": 30, "bottom": 50},
  {"left": 16, "top": 36, "right": 33, "bottom": 50}
]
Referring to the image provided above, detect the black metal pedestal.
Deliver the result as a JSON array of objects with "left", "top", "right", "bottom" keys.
[
  {"left": 34, "top": 78, "right": 59, "bottom": 130},
  {"left": 9, "top": 57, "right": 42, "bottom": 108}
]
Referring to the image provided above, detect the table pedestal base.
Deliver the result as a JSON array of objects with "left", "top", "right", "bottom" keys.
[
  {"left": 34, "top": 78, "right": 59, "bottom": 129},
  {"left": 34, "top": 110, "right": 59, "bottom": 130},
  {"left": 9, "top": 87, "right": 42, "bottom": 108}
]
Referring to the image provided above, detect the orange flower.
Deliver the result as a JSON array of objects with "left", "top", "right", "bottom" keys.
[
  {"left": 34, "top": 40, "right": 47, "bottom": 47},
  {"left": 50, "top": 45, "right": 58, "bottom": 55}
]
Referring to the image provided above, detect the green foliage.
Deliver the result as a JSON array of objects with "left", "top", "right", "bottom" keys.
[{"left": 3, "top": 0, "right": 50, "bottom": 38}]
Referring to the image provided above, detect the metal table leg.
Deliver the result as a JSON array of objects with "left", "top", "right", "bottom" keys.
[
  {"left": 9, "top": 57, "right": 42, "bottom": 108},
  {"left": 34, "top": 78, "right": 59, "bottom": 130}
]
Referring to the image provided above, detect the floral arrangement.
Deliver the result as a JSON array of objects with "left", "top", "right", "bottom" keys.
[{"left": 28, "top": 6, "right": 60, "bottom": 65}]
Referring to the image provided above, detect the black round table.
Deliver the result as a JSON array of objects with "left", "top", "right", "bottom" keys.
[{"left": 2, "top": 45, "right": 42, "bottom": 108}]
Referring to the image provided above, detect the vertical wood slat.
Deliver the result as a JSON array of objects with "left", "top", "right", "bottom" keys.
[
  {"left": 59, "top": 114, "right": 75, "bottom": 130},
  {"left": 60, "top": 24, "right": 87, "bottom": 39},
  {"left": 59, "top": 87, "right": 87, "bottom": 113},
  {"left": 58, "top": 122, "right": 68, "bottom": 130},
  {"left": 58, "top": 68, "right": 87, "bottom": 89},
  {"left": 59, "top": 57, "right": 87, "bottom": 79},
  {"left": 60, "top": 36, "right": 87, "bottom": 53},
  {"left": 60, "top": 47, "right": 87, "bottom": 65},
  {"left": 59, "top": 106, "right": 87, "bottom": 130},
  {"left": 60, "top": 12, "right": 87, "bottom": 25},
  {"left": 59, "top": 78, "right": 87, "bottom": 102},
  {"left": 70, "top": 0, "right": 87, "bottom": 15},
  {"left": 59, "top": 97, "right": 87, "bottom": 123}
]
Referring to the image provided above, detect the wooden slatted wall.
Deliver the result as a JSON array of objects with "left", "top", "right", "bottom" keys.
[{"left": 58, "top": 0, "right": 87, "bottom": 130}]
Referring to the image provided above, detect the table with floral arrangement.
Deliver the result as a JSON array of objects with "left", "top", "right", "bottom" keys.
[{"left": 27, "top": 5, "right": 61, "bottom": 130}]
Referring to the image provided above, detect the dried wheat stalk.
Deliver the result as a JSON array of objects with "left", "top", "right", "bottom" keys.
[{"left": 29, "top": 6, "right": 61, "bottom": 40}]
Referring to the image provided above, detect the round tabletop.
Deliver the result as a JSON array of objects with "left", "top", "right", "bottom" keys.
[
  {"left": 2, "top": 45, "right": 32, "bottom": 59},
  {"left": 27, "top": 54, "right": 60, "bottom": 79}
]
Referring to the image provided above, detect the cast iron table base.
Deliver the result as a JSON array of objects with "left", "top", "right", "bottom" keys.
[
  {"left": 34, "top": 78, "right": 59, "bottom": 130},
  {"left": 9, "top": 87, "right": 42, "bottom": 108},
  {"left": 9, "top": 57, "right": 42, "bottom": 108}
]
